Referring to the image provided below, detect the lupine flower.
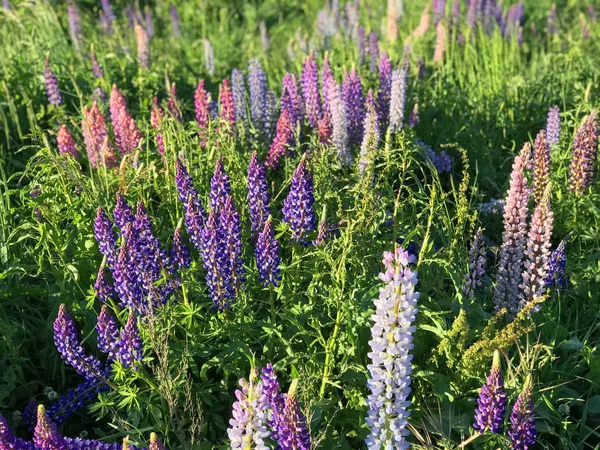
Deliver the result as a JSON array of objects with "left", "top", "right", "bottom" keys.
[
  {"left": 113, "top": 193, "right": 135, "bottom": 231},
  {"left": 175, "top": 159, "right": 202, "bottom": 211},
  {"left": 151, "top": 97, "right": 165, "bottom": 157},
  {"left": 318, "top": 113, "right": 333, "bottom": 144},
  {"left": 509, "top": 378, "right": 537, "bottom": 450},
  {"left": 94, "top": 207, "right": 118, "bottom": 267},
  {"left": 221, "top": 195, "right": 246, "bottom": 293},
  {"left": 145, "top": 7, "right": 154, "bottom": 38},
  {"left": 47, "top": 379, "right": 106, "bottom": 426},
  {"left": 149, "top": 433, "right": 165, "bottom": 450},
  {"left": 494, "top": 143, "right": 532, "bottom": 316},
  {"left": 54, "top": 304, "right": 104, "bottom": 381},
  {"left": 282, "top": 158, "right": 316, "bottom": 242},
  {"left": 433, "top": 21, "right": 447, "bottom": 62},
  {"left": 368, "top": 31, "right": 379, "bottom": 73},
  {"left": 463, "top": 227, "right": 487, "bottom": 300},
  {"left": 256, "top": 217, "right": 281, "bottom": 287},
  {"left": 248, "top": 59, "right": 270, "bottom": 138},
  {"left": 358, "top": 89, "right": 379, "bottom": 177},
  {"left": 22, "top": 400, "right": 38, "bottom": 433},
  {"left": 116, "top": 312, "right": 143, "bottom": 369},
  {"left": 227, "top": 368, "right": 270, "bottom": 449},
  {"left": 377, "top": 52, "right": 392, "bottom": 132},
  {"left": 57, "top": 125, "right": 78, "bottom": 159},
  {"left": 412, "top": 4, "right": 431, "bottom": 38},
  {"left": 568, "top": 110, "right": 598, "bottom": 195},
  {"left": 101, "top": 0, "right": 116, "bottom": 21},
  {"left": 276, "top": 381, "right": 311, "bottom": 450},
  {"left": 473, "top": 349, "right": 507, "bottom": 433},
  {"left": 194, "top": 80, "right": 211, "bottom": 146},
  {"left": 432, "top": 0, "right": 446, "bottom": 25},
  {"left": 90, "top": 48, "right": 104, "bottom": 79},
  {"left": 96, "top": 304, "right": 119, "bottom": 359},
  {"left": 34, "top": 405, "right": 65, "bottom": 450},
  {"left": 67, "top": 2, "right": 83, "bottom": 46},
  {"left": 2, "top": 0, "right": 11, "bottom": 10},
  {"left": 546, "top": 106, "right": 560, "bottom": 147},
  {"left": 203, "top": 38, "right": 215, "bottom": 76},
  {"left": 231, "top": 69, "right": 248, "bottom": 129},
  {"left": 330, "top": 83, "right": 352, "bottom": 165},
  {"left": 170, "top": 4, "right": 181, "bottom": 37},
  {"left": 126, "top": 5, "right": 135, "bottom": 28},
  {"left": 478, "top": 198, "right": 506, "bottom": 215},
  {"left": 519, "top": 184, "right": 553, "bottom": 313},
  {"left": 112, "top": 236, "right": 144, "bottom": 313},
  {"left": 92, "top": 87, "right": 108, "bottom": 104},
  {"left": 532, "top": 130, "right": 551, "bottom": 203},
  {"left": 209, "top": 159, "right": 232, "bottom": 213},
  {"left": 433, "top": 150, "right": 453, "bottom": 173},
  {"left": 342, "top": 66, "right": 364, "bottom": 148},
  {"left": 356, "top": 25, "right": 366, "bottom": 66},
  {"left": 247, "top": 152, "right": 270, "bottom": 234},
  {"left": 135, "top": 24, "right": 150, "bottom": 69},
  {"left": 545, "top": 239, "right": 567, "bottom": 289},
  {"left": 1, "top": 413, "right": 34, "bottom": 450},
  {"left": 170, "top": 227, "right": 191, "bottom": 272},
  {"left": 94, "top": 266, "right": 115, "bottom": 303},
  {"left": 389, "top": 66, "right": 408, "bottom": 133},
  {"left": 82, "top": 103, "right": 115, "bottom": 168},
  {"left": 109, "top": 85, "right": 142, "bottom": 156},
  {"left": 184, "top": 195, "right": 205, "bottom": 252},
  {"left": 260, "top": 364, "right": 284, "bottom": 434},
  {"left": 280, "top": 73, "right": 304, "bottom": 128},
  {"left": 99, "top": 11, "right": 112, "bottom": 34},
  {"left": 321, "top": 53, "right": 335, "bottom": 116},
  {"left": 366, "top": 247, "right": 419, "bottom": 449},
  {"left": 44, "top": 58, "right": 62, "bottom": 106},
  {"left": 266, "top": 110, "right": 294, "bottom": 169},
  {"left": 219, "top": 78, "right": 236, "bottom": 136}
]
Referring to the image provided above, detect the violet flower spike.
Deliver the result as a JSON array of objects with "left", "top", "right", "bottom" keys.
[
  {"left": 221, "top": 195, "right": 246, "bottom": 293},
  {"left": 473, "top": 350, "right": 507, "bottom": 433},
  {"left": 509, "top": 378, "right": 537, "bottom": 450},
  {"left": 94, "top": 207, "right": 118, "bottom": 267},
  {"left": 277, "top": 381, "right": 311, "bottom": 450},
  {"left": 116, "top": 312, "right": 143, "bottom": 370},
  {"left": 34, "top": 405, "right": 66, "bottom": 450},
  {"left": 545, "top": 239, "right": 567, "bottom": 289},
  {"left": 280, "top": 72, "right": 304, "bottom": 129},
  {"left": 248, "top": 58, "right": 269, "bottom": 139},
  {"left": 170, "top": 4, "right": 181, "bottom": 37},
  {"left": 256, "top": 217, "right": 281, "bottom": 288},
  {"left": 282, "top": 158, "right": 316, "bottom": 243},
  {"left": 358, "top": 89, "right": 379, "bottom": 178},
  {"left": 546, "top": 105, "right": 560, "bottom": 147},
  {"left": 342, "top": 66, "right": 364, "bottom": 148},
  {"left": 568, "top": 110, "right": 598, "bottom": 195},
  {"left": 368, "top": 31, "right": 379, "bottom": 74},
  {"left": 301, "top": 51, "right": 322, "bottom": 128},
  {"left": 377, "top": 52, "right": 392, "bottom": 132},
  {"left": 96, "top": 304, "right": 119, "bottom": 359},
  {"left": 247, "top": 151, "right": 271, "bottom": 234},
  {"left": 47, "top": 379, "right": 106, "bottom": 426},
  {"left": 67, "top": 2, "right": 83, "bottom": 46},
  {"left": 170, "top": 227, "right": 191, "bottom": 272},
  {"left": 199, "top": 209, "right": 231, "bottom": 310},
  {"left": 231, "top": 69, "right": 248, "bottom": 128},
  {"left": 330, "top": 83, "right": 352, "bottom": 165},
  {"left": 44, "top": 57, "right": 62, "bottom": 106},
  {"left": 389, "top": 66, "right": 408, "bottom": 133},
  {"left": 94, "top": 265, "right": 115, "bottom": 303},
  {"left": 462, "top": 227, "right": 487, "bottom": 301}
]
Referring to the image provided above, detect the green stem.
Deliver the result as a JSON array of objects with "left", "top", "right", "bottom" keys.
[
  {"left": 319, "top": 296, "right": 343, "bottom": 398},
  {"left": 269, "top": 285, "right": 275, "bottom": 323}
]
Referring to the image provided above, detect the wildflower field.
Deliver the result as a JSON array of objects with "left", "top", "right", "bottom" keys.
[{"left": 1, "top": 0, "right": 600, "bottom": 448}]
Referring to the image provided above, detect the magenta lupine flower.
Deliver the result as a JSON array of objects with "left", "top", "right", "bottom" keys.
[
  {"left": 221, "top": 195, "right": 246, "bottom": 293},
  {"left": 231, "top": 69, "right": 248, "bottom": 129},
  {"left": 433, "top": 21, "right": 447, "bottom": 62},
  {"left": 57, "top": 125, "right": 78, "bottom": 159},
  {"left": 109, "top": 85, "right": 142, "bottom": 156},
  {"left": 301, "top": 52, "right": 322, "bottom": 128},
  {"left": 67, "top": 2, "right": 83, "bottom": 45},
  {"left": 281, "top": 73, "right": 304, "bottom": 129},
  {"left": 170, "top": 227, "right": 191, "bottom": 271},
  {"left": 151, "top": 97, "right": 165, "bottom": 157},
  {"left": 82, "top": 103, "right": 116, "bottom": 168},
  {"left": 256, "top": 217, "right": 281, "bottom": 287},
  {"left": 94, "top": 206, "right": 118, "bottom": 267},
  {"left": 389, "top": 66, "right": 408, "bottom": 133},
  {"left": 358, "top": 89, "right": 379, "bottom": 177},
  {"left": 377, "top": 52, "right": 392, "bottom": 132},
  {"left": 356, "top": 25, "right": 366, "bottom": 66},
  {"left": 321, "top": 53, "right": 335, "bottom": 117},
  {"left": 90, "top": 48, "right": 104, "bottom": 78},
  {"left": 219, "top": 78, "right": 236, "bottom": 137},
  {"left": 330, "top": 83, "right": 352, "bottom": 165},
  {"left": 473, "top": 350, "right": 507, "bottom": 433},
  {"left": 282, "top": 158, "right": 316, "bottom": 243},
  {"left": 135, "top": 24, "right": 150, "bottom": 69},
  {"left": 532, "top": 130, "right": 551, "bottom": 203},
  {"left": 342, "top": 66, "right": 364, "bottom": 148},
  {"left": 96, "top": 304, "right": 119, "bottom": 359},
  {"left": 509, "top": 379, "right": 537, "bottom": 450},
  {"left": 116, "top": 312, "right": 143, "bottom": 370},
  {"left": 463, "top": 227, "right": 487, "bottom": 301},
  {"left": 266, "top": 110, "right": 294, "bottom": 169},
  {"left": 247, "top": 151, "right": 270, "bottom": 234},
  {"left": 519, "top": 185, "right": 553, "bottom": 313},
  {"left": 277, "top": 383, "right": 311, "bottom": 450},
  {"left": 34, "top": 405, "right": 65, "bottom": 450},
  {"left": 568, "top": 110, "right": 598, "bottom": 195},
  {"left": 53, "top": 304, "right": 104, "bottom": 381},
  {"left": 318, "top": 112, "right": 332, "bottom": 144},
  {"left": 494, "top": 143, "right": 532, "bottom": 316},
  {"left": 170, "top": 4, "right": 181, "bottom": 37},
  {"left": 44, "top": 57, "right": 62, "bottom": 106},
  {"left": 366, "top": 247, "right": 419, "bottom": 449},
  {"left": 94, "top": 265, "right": 115, "bottom": 303},
  {"left": 195, "top": 80, "right": 211, "bottom": 147},
  {"left": 368, "top": 31, "right": 379, "bottom": 74},
  {"left": 546, "top": 106, "right": 560, "bottom": 147},
  {"left": 227, "top": 368, "right": 270, "bottom": 449}
]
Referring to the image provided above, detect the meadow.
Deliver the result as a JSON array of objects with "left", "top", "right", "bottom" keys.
[{"left": 0, "top": 0, "right": 599, "bottom": 449}]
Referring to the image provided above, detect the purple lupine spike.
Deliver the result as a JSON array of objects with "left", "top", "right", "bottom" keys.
[
  {"left": 377, "top": 52, "right": 392, "bottom": 132},
  {"left": 219, "top": 78, "right": 236, "bottom": 137},
  {"left": 2, "top": 0, "right": 11, "bottom": 10},
  {"left": 101, "top": 0, "right": 116, "bottom": 21},
  {"left": 82, "top": 103, "right": 116, "bottom": 168},
  {"left": 184, "top": 194, "right": 205, "bottom": 251},
  {"left": 466, "top": 0, "right": 477, "bottom": 28},
  {"left": 210, "top": 158, "right": 232, "bottom": 213},
  {"left": 116, "top": 312, "right": 143, "bottom": 370},
  {"left": 247, "top": 151, "right": 270, "bottom": 234},
  {"left": 175, "top": 159, "right": 203, "bottom": 212},
  {"left": 221, "top": 195, "right": 245, "bottom": 293},
  {"left": 432, "top": 0, "right": 446, "bottom": 25},
  {"left": 96, "top": 304, "right": 119, "bottom": 359},
  {"left": 509, "top": 378, "right": 537, "bottom": 450},
  {"left": 473, "top": 350, "right": 507, "bottom": 433},
  {"left": 321, "top": 53, "right": 335, "bottom": 117},
  {"left": 356, "top": 25, "right": 366, "bottom": 66},
  {"left": 248, "top": 58, "right": 269, "bottom": 138},
  {"left": 318, "top": 112, "right": 332, "bottom": 144},
  {"left": 94, "top": 266, "right": 115, "bottom": 303},
  {"left": 94, "top": 207, "right": 118, "bottom": 267},
  {"left": 276, "top": 381, "right": 311, "bottom": 450},
  {"left": 99, "top": 11, "right": 112, "bottom": 35},
  {"left": 22, "top": 400, "right": 38, "bottom": 433},
  {"left": 57, "top": 125, "right": 78, "bottom": 159},
  {"left": 433, "top": 151, "right": 453, "bottom": 173},
  {"left": 358, "top": 89, "right": 379, "bottom": 177},
  {"left": 92, "top": 87, "right": 108, "bottom": 104},
  {"left": 110, "top": 85, "right": 142, "bottom": 156},
  {"left": 126, "top": 4, "right": 135, "bottom": 28},
  {"left": 145, "top": 7, "right": 154, "bottom": 38},
  {"left": 568, "top": 110, "right": 598, "bottom": 195},
  {"left": 264, "top": 90, "right": 277, "bottom": 141},
  {"left": 34, "top": 405, "right": 65, "bottom": 450},
  {"left": 1, "top": 413, "right": 35, "bottom": 450},
  {"left": 280, "top": 73, "right": 304, "bottom": 128},
  {"left": 167, "top": 83, "right": 182, "bottom": 122},
  {"left": 149, "top": 433, "right": 165, "bottom": 450},
  {"left": 342, "top": 66, "right": 364, "bottom": 148},
  {"left": 260, "top": 364, "right": 284, "bottom": 438},
  {"left": 44, "top": 57, "right": 62, "bottom": 106},
  {"left": 462, "top": 227, "right": 487, "bottom": 300},
  {"left": 112, "top": 235, "right": 144, "bottom": 314},
  {"left": 545, "top": 240, "right": 567, "bottom": 289},
  {"left": 519, "top": 184, "right": 553, "bottom": 314},
  {"left": 135, "top": 24, "right": 150, "bottom": 69},
  {"left": 170, "top": 227, "right": 191, "bottom": 272},
  {"left": 194, "top": 79, "right": 211, "bottom": 147},
  {"left": 170, "top": 4, "right": 181, "bottom": 37},
  {"left": 389, "top": 66, "right": 408, "bottom": 133},
  {"left": 151, "top": 97, "right": 165, "bottom": 157},
  {"left": 330, "top": 83, "right": 352, "bottom": 165},
  {"left": 282, "top": 158, "right": 316, "bottom": 243},
  {"left": 203, "top": 38, "right": 215, "bottom": 76},
  {"left": 47, "top": 379, "right": 106, "bottom": 426},
  {"left": 53, "top": 304, "right": 104, "bottom": 381},
  {"left": 91, "top": 48, "right": 104, "bottom": 78},
  {"left": 231, "top": 69, "right": 248, "bottom": 129},
  {"left": 546, "top": 106, "right": 560, "bottom": 147},
  {"left": 256, "top": 217, "right": 281, "bottom": 287},
  {"left": 67, "top": 2, "right": 83, "bottom": 45},
  {"left": 266, "top": 110, "right": 294, "bottom": 169},
  {"left": 301, "top": 52, "right": 322, "bottom": 128},
  {"left": 368, "top": 31, "right": 379, "bottom": 74},
  {"left": 532, "top": 130, "right": 551, "bottom": 204},
  {"left": 494, "top": 143, "right": 532, "bottom": 316},
  {"left": 114, "top": 193, "right": 135, "bottom": 231}
]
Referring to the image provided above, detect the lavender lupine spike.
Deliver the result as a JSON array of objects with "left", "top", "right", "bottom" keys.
[
  {"left": 109, "top": 85, "right": 142, "bottom": 156},
  {"left": 248, "top": 58, "right": 268, "bottom": 136},
  {"left": 57, "top": 125, "right": 78, "bottom": 159},
  {"left": 282, "top": 158, "right": 316, "bottom": 243},
  {"left": 277, "top": 381, "right": 311, "bottom": 450},
  {"left": 47, "top": 379, "right": 107, "bottom": 426},
  {"left": 247, "top": 152, "right": 270, "bottom": 234},
  {"left": 82, "top": 103, "right": 116, "bottom": 168},
  {"left": 546, "top": 106, "right": 560, "bottom": 147},
  {"left": 368, "top": 31, "right": 379, "bottom": 74},
  {"left": 227, "top": 368, "right": 270, "bottom": 449},
  {"left": 266, "top": 110, "right": 294, "bottom": 169},
  {"left": 473, "top": 350, "right": 507, "bottom": 433},
  {"left": 219, "top": 78, "right": 236, "bottom": 136},
  {"left": 342, "top": 66, "right": 364, "bottom": 148},
  {"left": 96, "top": 304, "right": 119, "bottom": 359},
  {"left": 280, "top": 73, "right": 304, "bottom": 128},
  {"left": 493, "top": 143, "right": 532, "bottom": 315},
  {"left": 170, "top": 4, "right": 181, "bottom": 37},
  {"left": 265, "top": 90, "right": 277, "bottom": 141},
  {"left": 112, "top": 237, "right": 144, "bottom": 314},
  {"left": 462, "top": 227, "right": 487, "bottom": 301},
  {"left": 53, "top": 304, "right": 104, "bottom": 381},
  {"left": 116, "top": 312, "right": 143, "bottom": 369},
  {"left": 126, "top": 5, "right": 135, "bottom": 28},
  {"left": 170, "top": 227, "right": 191, "bottom": 272},
  {"left": 389, "top": 66, "right": 408, "bottom": 133},
  {"left": 330, "top": 84, "right": 352, "bottom": 165},
  {"left": 135, "top": 24, "right": 149, "bottom": 69},
  {"left": 366, "top": 247, "right": 419, "bottom": 449},
  {"left": 532, "top": 130, "right": 551, "bottom": 204},
  {"left": 209, "top": 158, "right": 232, "bottom": 212},
  {"left": 34, "top": 405, "right": 65, "bottom": 450},
  {"left": 519, "top": 184, "right": 553, "bottom": 314},
  {"left": 94, "top": 266, "right": 115, "bottom": 303},
  {"left": 509, "top": 378, "right": 537, "bottom": 450},
  {"left": 145, "top": 7, "right": 154, "bottom": 38},
  {"left": 221, "top": 195, "right": 246, "bottom": 293},
  {"left": 301, "top": 52, "right": 322, "bottom": 128},
  {"left": 231, "top": 69, "right": 248, "bottom": 128},
  {"left": 377, "top": 52, "right": 392, "bottom": 132},
  {"left": 203, "top": 38, "right": 215, "bottom": 76},
  {"left": 546, "top": 240, "right": 567, "bottom": 289},
  {"left": 44, "top": 57, "right": 62, "bottom": 106},
  {"left": 194, "top": 80, "right": 211, "bottom": 147},
  {"left": 199, "top": 209, "right": 231, "bottom": 310},
  {"left": 94, "top": 207, "right": 118, "bottom": 267},
  {"left": 256, "top": 217, "right": 281, "bottom": 287},
  {"left": 67, "top": 2, "right": 83, "bottom": 45},
  {"left": 91, "top": 48, "right": 104, "bottom": 78},
  {"left": 432, "top": 0, "right": 446, "bottom": 25},
  {"left": 358, "top": 89, "right": 380, "bottom": 177},
  {"left": 101, "top": 0, "right": 116, "bottom": 21},
  {"left": 568, "top": 110, "right": 598, "bottom": 195}
]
